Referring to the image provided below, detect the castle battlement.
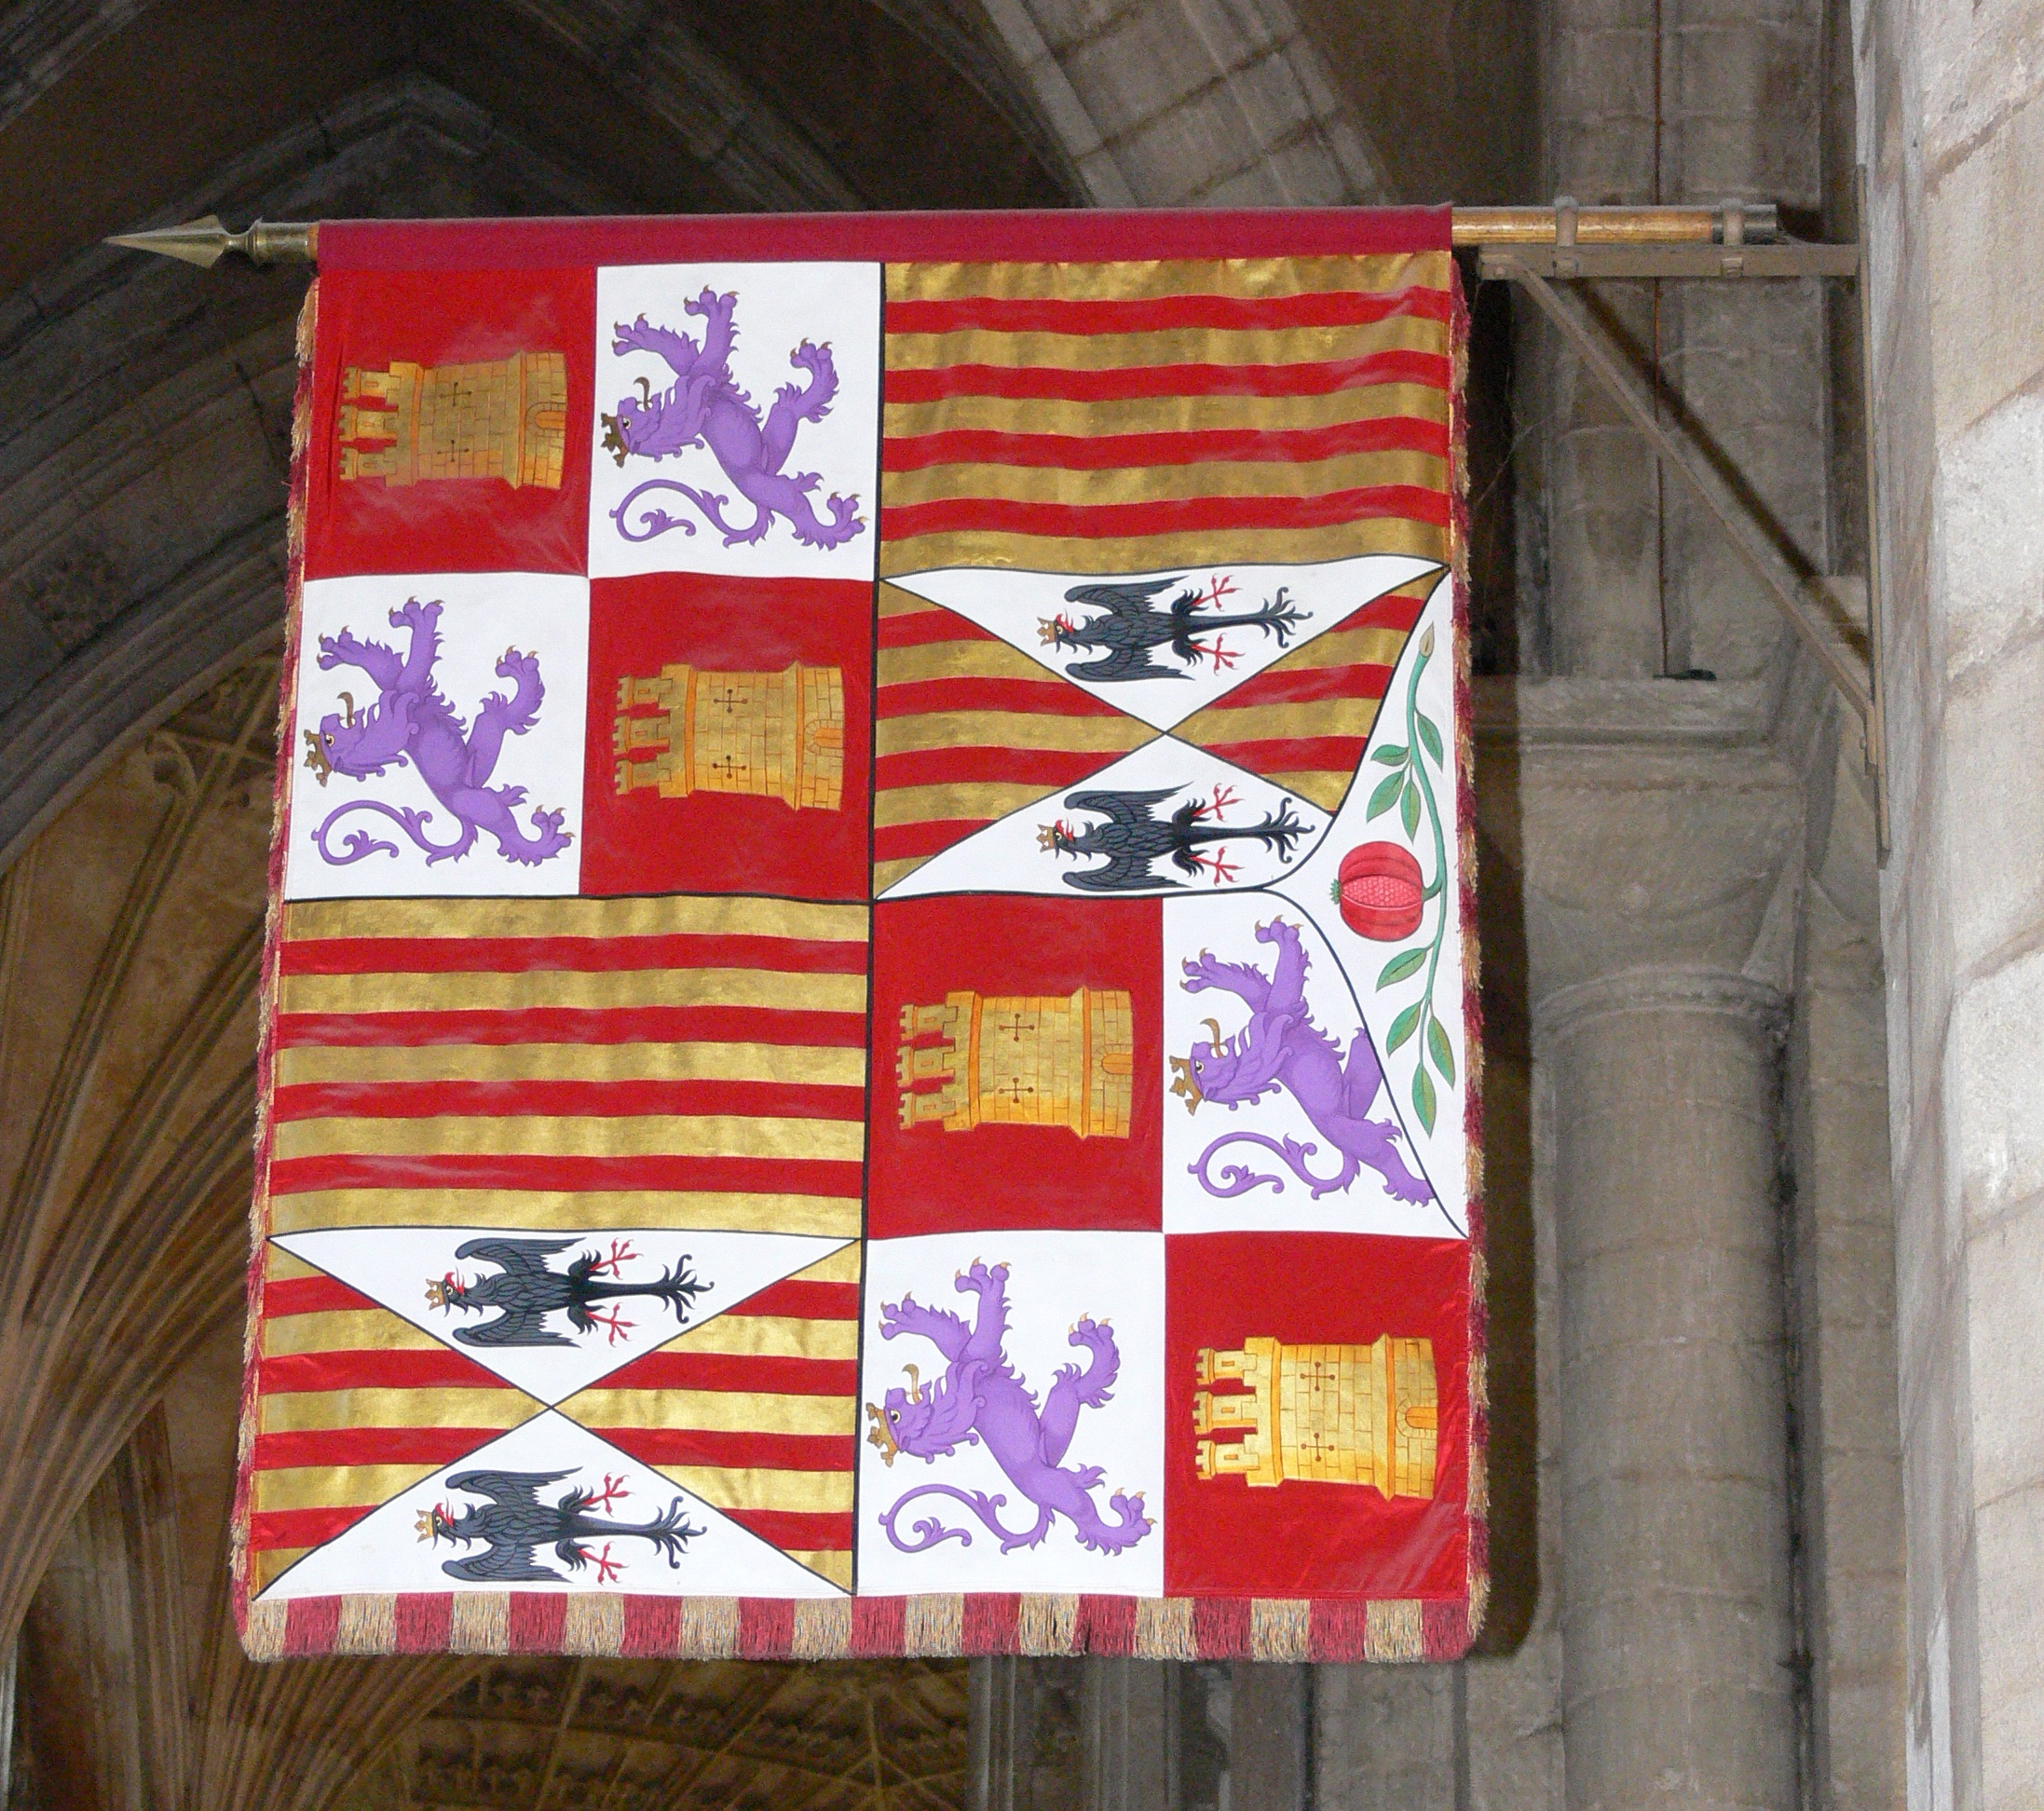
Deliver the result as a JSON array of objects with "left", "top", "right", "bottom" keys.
[
  {"left": 1193, "top": 1334, "right": 1438, "bottom": 1498},
  {"left": 612, "top": 662, "right": 844, "bottom": 811},
  {"left": 896, "top": 987, "right": 1133, "bottom": 1139},
  {"left": 336, "top": 351, "right": 567, "bottom": 490}
]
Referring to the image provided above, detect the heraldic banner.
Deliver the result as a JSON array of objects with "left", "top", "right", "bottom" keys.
[{"left": 236, "top": 208, "right": 1482, "bottom": 1664}]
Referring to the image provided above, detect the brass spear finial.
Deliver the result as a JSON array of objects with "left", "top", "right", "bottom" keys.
[{"left": 103, "top": 214, "right": 314, "bottom": 268}]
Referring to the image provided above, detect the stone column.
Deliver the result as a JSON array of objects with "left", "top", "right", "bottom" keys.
[
  {"left": 1538, "top": 971, "right": 1799, "bottom": 1811},
  {"left": 1313, "top": 1664, "right": 1460, "bottom": 1810},
  {"left": 1535, "top": 0, "right": 1666, "bottom": 678}
]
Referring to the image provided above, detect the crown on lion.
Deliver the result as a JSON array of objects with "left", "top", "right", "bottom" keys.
[
  {"left": 1167, "top": 1019, "right": 1222, "bottom": 1113},
  {"left": 864, "top": 1402, "right": 898, "bottom": 1466}
]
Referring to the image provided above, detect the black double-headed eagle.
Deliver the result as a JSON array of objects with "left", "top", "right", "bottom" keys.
[
  {"left": 1038, "top": 786, "right": 1307, "bottom": 892},
  {"left": 1040, "top": 578, "right": 1309, "bottom": 683},
  {"left": 417, "top": 1469, "right": 702, "bottom": 1583},
  {"left": 426, "top": 1236, "right": 707, "bottom": 1348}
]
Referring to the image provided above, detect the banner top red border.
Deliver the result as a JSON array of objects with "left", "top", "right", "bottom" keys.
[{"left": 317, "top": 207, "right": 1452, "bottom": 270}]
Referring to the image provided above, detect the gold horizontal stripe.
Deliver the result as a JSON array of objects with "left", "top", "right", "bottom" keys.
[
  {"left": 882, "top": 381, "right": 1450, "bottom": 441},
  {"left": 264, "top": 1309, "right": 439, "bottom": 1357},
  {"left": 562, "top": 1390, "right": 852, "bottom": 1437},
  {"left": 886, "top": 253, "right": 1451, "bottom": 305},
  {"left": 266, "top": 1249, "right": 321, "bottom": 1283},
  {"left": 879, "top": 518, "right": 1449, "bottom": 579},
  {"left": 792, "top": 1549, "right": 854, "bottom": 1588},
  {"left": 266, "top": 1190, "right": 861, "bottom": 1237},
  {"left": 671, "top": 1314, "right": 858, "bottom": 1362},
  {"left": 251, "top": 1548, "right": 307, "bottom": 1590},
  {"left": 272, "top": 1114, "right": 866, "bottom": 1164},
  {"left": 284, "top": 895, "right": 867, "bottom": 944},
  {"left": 883, "top": 316, "right": 1444, "bottom": 374},
  {"left": 259, "top": 1388, "right": 535, "bottom": 1434},
  {"left": 881, "top": 448, "right": 1446, "bottom": 510},
  {"left": 878, "top": 638, "right": 1056, "bottom": 687},
  {"left": 880, "top": 585, "right": 938, "bottom": 617},
  {"left": 277, "top": 967, "right": 867, "bottom": 1017},
  {"left": 793, "top": 1243, "right": 861, "bottom": 1285},
  {"left": 1268, "top": 770, "right": 1352, "bottom": 812},
  {"left": 1178, "top": 697, "right": 1384, "bottom": 743},
  {"left": 873, "top": 856, "right": 925, "bottom": 892},
  {"left": 253, "top": 1464, "right": 444, "bottom": 1513},
  {"left": 877, "top": 711, "right": 1152, "bottom": 758},
  {"left": 873, "top": 781, "right": 1059, "bottom": 828},
  {"left": 1254, "top": 622, "right": 1424, "bottom": 674},
  {"left": 276, "top": 1041, "right": 868, "bottom": 1089},
  {"left": 647, "top": 1465, "right": 854, "bottom": 1515}
]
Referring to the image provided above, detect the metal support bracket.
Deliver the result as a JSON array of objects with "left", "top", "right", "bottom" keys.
[{"left": 1484, "top": 206, "right": 1890, "bottom": 860}]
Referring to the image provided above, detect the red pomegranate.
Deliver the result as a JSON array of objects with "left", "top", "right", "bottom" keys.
[{"left": 1335, "top": 841, "right": 1424, "bottom": 940}]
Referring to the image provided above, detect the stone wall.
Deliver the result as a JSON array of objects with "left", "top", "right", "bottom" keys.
[{"left": 1853, "top": 0, "right": 2044, "bottom": 1803}]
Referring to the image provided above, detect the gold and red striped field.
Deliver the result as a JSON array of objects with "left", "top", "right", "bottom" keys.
[
  {"left": 247, "top": 895, "right": 868, "bottom": 1591},
  {"left": 879, "top": 255, "right": 1453, "bottom": 577}
]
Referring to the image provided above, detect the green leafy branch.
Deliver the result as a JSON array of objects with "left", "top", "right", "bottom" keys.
[{"left": 1366, "top": 622, "right": 1454, "bottom": 1134}]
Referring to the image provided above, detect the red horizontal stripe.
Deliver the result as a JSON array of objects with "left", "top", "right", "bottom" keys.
[
  {"left": 739, "top": 1278, "right": 860, "bottom": 1320},
  {"left": 259, "top": 1348, "right": 509, "bottom": 1394},
  {"left": 874, "top": 677, "right": 1123, "bottom": 720},
  {"left": 1333, "top": 592, "right": 1429, "bottom": 633},
  {"left": 603, "top": 1350, "right": 857, "bottom": 1396},
  {"left": 875, "top": 746, "right": 1110, "bottom": 793},
  {"left": 1202, "top": 661, "right": 1395, "bottom": 709},
  {"left": 273, "top": 1005, "right": 867, "bottom": 1050},
  {"left": 264, "top": 1275, "right": 376, "bottom": 1317},
  {"left": 279, "top": 933, "right": 867, "bottom": 977},
  {"left": 882, "top": 413, "right": 1448, "bottom": 474},
  {"left": 266, "top": 1152, "right": 865, "bottom": 1198},
  {"left": 589, "top": 1427, "right": 855, "bottom": 1472},
  {"left": 258, "top": 1272, "right": 859, "bottom": 1330},
  {"left": 872, "top": 819, "right": 987, "bottom": 863},
  {"left": 884, "top": 349, "right": 1449, "bottom": 405},
  {"left": 271, "top": 1078, "right": 865, "bottom": 1124},
  {"left": 886, "top": 285, "right": 1451, "bottom": 338},
  {"left": 878, "top": 608, "right": 997, "bottom": 648},
  {"left": 248, "top": 1505, "right": 372, "bottom": 1552},
  {"left": 882, "top": 483, "right": 1450, "bottom": 543},
  {"left": 252, "top": 1427, "right": 507, "bottom": 1470},
  {"left": 720, "top": 1507, "right": 852, "bottom": 1553},
  {"left": 1197, "top": 735, "right": 1368, "bottom": 774}
]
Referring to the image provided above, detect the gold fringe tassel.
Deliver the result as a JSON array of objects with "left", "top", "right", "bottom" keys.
[
  {"left": 1363, "top": 1599, "right": 1425, "bottom": 1661},
  {"left": 1134, "top": 1599, "right": 1197, "bottom": 1660},
  {"left": 905, "top": 1595, "right": 963, "bottom": 1655},
  {"left": 1018, "top": 1594, "right": 1078, "bottom": 1655},
  {"left": 449, "top": 1593, "right": 509, "bottom": 1654},
  {"left": 1249, "top": 1600, "right": 1312, "bottom": 1663},
  {"left": 677, "top": 1599, "right": 740, "bottom": 1657},
  {"left": 561, "top": 1595, "right": 623, "bottom": 1655},
  {"left": 242, "top": 1599, "right": 286, "bottom": 1661},
  {"left": 792, "top": 1599, "right": 852, "bottom": 1659},
  {"left": 334, "top": 1594, "right": 396, "bottom": 1654}
]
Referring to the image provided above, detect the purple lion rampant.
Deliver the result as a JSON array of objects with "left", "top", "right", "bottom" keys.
[
  {"left": 302, "top": 598, "right": 573, "bottom": 867},
  {"left": 1172, "top": 917, "right": 1432, "bottom": 1205},
  {"left": 866, "top": 1261, "right": 1151, "bottom": 1557},
  {"left": 601, "top": 287, "right": 865, "bottom": 551}
]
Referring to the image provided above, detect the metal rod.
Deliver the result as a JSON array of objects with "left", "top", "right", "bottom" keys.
[
  {"left": 107, "top": 203, "right": 1797, "bottom": 271},
  {"left": 1852, "top": 165, "right": 1892, "bottom": 861},
  {"left": 102, "top": 215, "right": 314, "bottom": 267},
  {"left": 1452, "top": 201, "right": 1778, "bottom": 245},
  {"left": 1493, "top": 254, "right": 1874, "bottom": 723}
]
